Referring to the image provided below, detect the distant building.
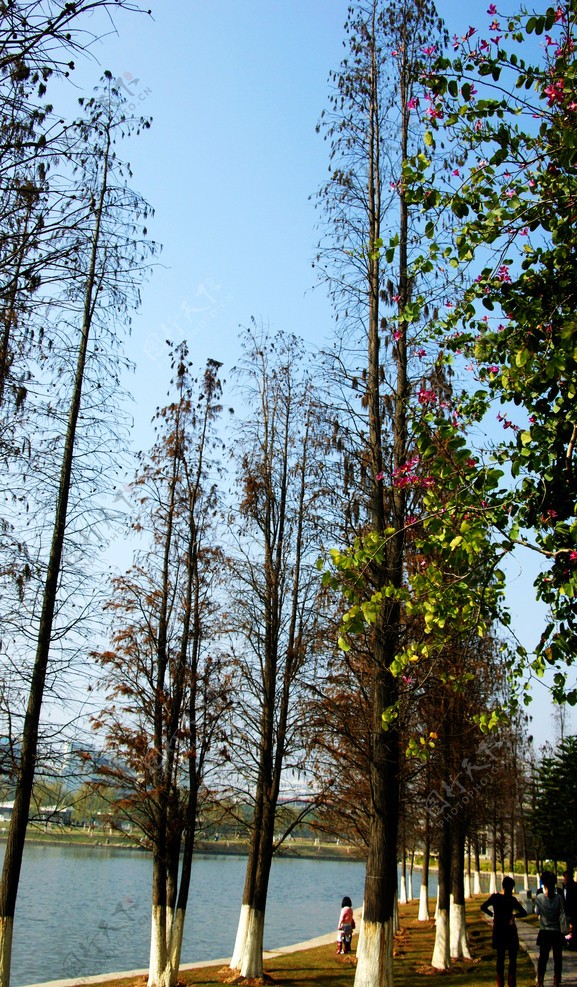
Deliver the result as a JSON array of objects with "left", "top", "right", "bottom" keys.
[{"left": 0, "top": 803, "right": 72, "bottom": 826}]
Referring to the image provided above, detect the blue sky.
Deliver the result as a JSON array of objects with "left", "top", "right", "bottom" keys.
[{"left": 63, "top": 0, "right": 573, "bottom": 744}]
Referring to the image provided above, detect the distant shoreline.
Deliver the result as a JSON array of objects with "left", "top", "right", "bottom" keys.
[{"left": 0, "top": 831, "right": 365, "bottom": 861}]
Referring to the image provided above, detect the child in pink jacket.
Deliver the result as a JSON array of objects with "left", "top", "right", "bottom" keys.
[{"left": 337, "top": 895, "right": 355, "bottom": 954}]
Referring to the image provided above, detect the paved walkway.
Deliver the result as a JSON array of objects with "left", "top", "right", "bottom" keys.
[
  {"left": 481, "top": 912, "right": 577, "bottom": 987},
  {"left": 515, "top": 919, "right": 577, "bottom": 986}
]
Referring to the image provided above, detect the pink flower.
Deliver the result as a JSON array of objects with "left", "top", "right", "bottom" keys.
[
  {"left": 544, "top": 80, "right": 564, "bottom": 105},
  {"left": 570, "top": 551, "right": 577, "bottom": 561},
  {"left": 422, "top": 45, "right": 437, "bottom": 56},
  {"left": 376, "top": 471, "right": 385, "bottom": 481},
  {"left": 497, "top": 264, "right": 512, "bottom": 282},
  {"left": 487, "top": 365, "right": 499, "bottom": 374},
  {"left": 418, "top": 388, "right": 437, "bottom": 405},
  {"left": 452, "top": 168, "right": 460, "bottom": 176},
  {"left": 487, "top": 3, "right": 497, "bottom": 12},
  {"left": 393, "top": 328, "right": 402, "bottom": 341},
  {"left": 407, "top": 96, "right": 419, "bottom": 110}
]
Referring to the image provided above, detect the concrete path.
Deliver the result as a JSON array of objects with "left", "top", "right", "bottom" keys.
[{"left": 516, "top": 919, "right": 577, "bottom": 986}]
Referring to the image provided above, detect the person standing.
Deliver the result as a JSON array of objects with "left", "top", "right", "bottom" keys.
[
  {"left": 336, "top": 895, "right": 355, "bottom": 955},
  {"left": 562, "top": 869, "right": 577, "bottom": 950},
  {"left": 481, "top": 876, "right": 527, "bottom": 987},
  {"left": 535, "top": 870, "right": 567, "bottom": 987}
]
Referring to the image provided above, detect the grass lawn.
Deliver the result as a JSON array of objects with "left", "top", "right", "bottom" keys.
[{"left": 82, "top": 896, "right": 536, "bottom": 987}]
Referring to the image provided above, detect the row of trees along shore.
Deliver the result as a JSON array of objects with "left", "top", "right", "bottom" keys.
[{"left": 1, "top": 2, "right": 577, "bottom": 987}]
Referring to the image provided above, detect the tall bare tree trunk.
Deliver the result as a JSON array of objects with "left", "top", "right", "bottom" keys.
[{"left": 0, "top": 131, "right": 110, "bottom": 987}]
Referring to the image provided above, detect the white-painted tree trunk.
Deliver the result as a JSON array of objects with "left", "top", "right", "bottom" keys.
[
  {"left": 230, "top": 904, "right": 251, "bottom": 971},
  {"left": 431, "top": 906, "right": 450, "bottom": 970},
  {"left": 147, "top": 905, "right": 186, "bottom": 987},
  {"left": 230, "top": 903, "right": 265, "bottom": 979},
  {"left": 394, "top": 893, "right": 400, "bottom": 934},
  {"left": 169, "top": 908, "right": 185, "bottom": 974},
  {"left": 523, "top": 870, "right": 531, "bottom": 892},
  {"left": 148, "top": 906, "right": 171, "bottom": 987},
  {"left": 489, "top": 870, "right": 497, "bottom": 893},
  {"left": 353, "top": 919, "right": 394, "bottom": 987},
  {"left": 399, "top": 872, "right": 407, "bottom": 905},
  {"left": 418, "top": 883, "right": 430, "bottom": 921},
  {"left": 449, "top": 900, "right": 472, "bottom": 959},
  {"left": 0, "top": 917, "right": 14, "bottom": 987},
  {"left": 473, "top": 869, "right": 481, "bottom": 894},
  {"left": 464, "top": 869, "right": 471, "bottom": 900}
]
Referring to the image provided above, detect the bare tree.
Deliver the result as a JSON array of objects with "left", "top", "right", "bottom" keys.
[
  {"left": 0, "top": 76, "right": 155, "bottom": 987},
  {"left": 92, "top": 347, "right": 231, "bottom": 987},
  {"left": 225, "top": 326, "right": 329, "bottom": 979}
]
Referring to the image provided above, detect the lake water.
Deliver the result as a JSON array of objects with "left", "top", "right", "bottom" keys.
[{"left": 3, "top": 844, "right": 370, "bottom": 986}]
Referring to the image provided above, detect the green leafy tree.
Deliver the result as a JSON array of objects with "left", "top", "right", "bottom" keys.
[{"left": 405, "top": 0, "right": 577, "bottom": 705}]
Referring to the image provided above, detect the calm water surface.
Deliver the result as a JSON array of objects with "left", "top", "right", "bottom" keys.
[{"left": 2, "top": 844, "right": 369, "bottom": 986}]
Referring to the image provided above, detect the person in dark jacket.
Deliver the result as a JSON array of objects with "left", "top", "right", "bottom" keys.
[{"left": 481, "top": 876, "right": 527, "bottom": 987}]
